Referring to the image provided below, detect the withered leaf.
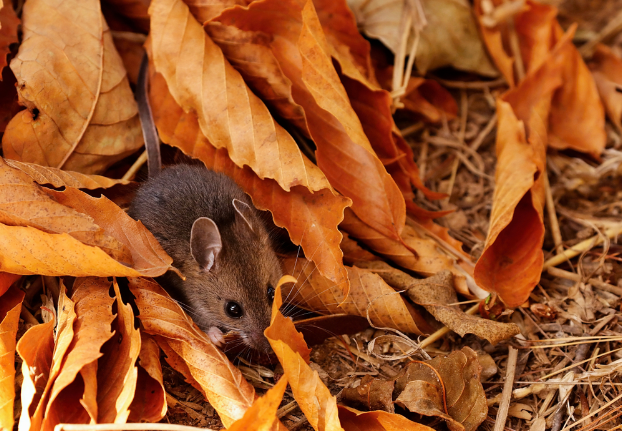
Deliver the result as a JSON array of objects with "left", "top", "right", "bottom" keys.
[
  {"left": 129, "top": 277, "right": 255, "bottom": 427},
  {"left": 338, "top": 405, "right": 436, "bottom": 431},
  {"left": 0, "top": 284, "right": 24, "bottom": 430},
  {"left": 590, "top": 44, "right": 622, "bottom": 133},
  {"left": 266, "top": 283, "right": 343, "bottom": 431},
  {"left": 3, "top": 0, "right": 143, "bottom": 174},
  {"left": 128, "top": 333, "right": 167, "bottom": 423},
  {"left": 0, "top": 272, "right": 20, "bottom": 296},
  {"left": 341, "top": 375, "right": 395, "bottom": 413},
  {"left": 0, "top": 0, "right": 19, "bottom": 72},
  {"left": 227, "top": 376, "right": 288, "bottom": 431}
]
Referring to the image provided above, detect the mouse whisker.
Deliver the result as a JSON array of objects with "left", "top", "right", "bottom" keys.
[{"left": 289, "top": 224, "right": 308, "bottom": 281}]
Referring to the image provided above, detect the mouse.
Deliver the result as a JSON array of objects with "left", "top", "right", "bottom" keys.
[{"left": 128, "top": 164, "right": 283, "bottom": 353}]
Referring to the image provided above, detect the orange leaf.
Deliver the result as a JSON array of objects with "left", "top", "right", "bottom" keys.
[
  {"left": 590, "top": 44, "right": 622, "bottom": 133},
  {"left": 129, "top": 277, "right": 255, "bottom": 427},
  {"left": 2, "top": 0, "right": 143, "bottom": 174},
  {"left": 0, "top": 0, "right": 19, "bottom": 72},
  {"left": 265, "top": 283, "right": 343, "bottom": 431},
  {"left": 214, "top": 0, "right": 407, "bottom": 242},
  {"left": 41, "top": 278, "right": 116, "bottom": 431},
  {"left": 227, "top": 376, "right": 288, "bottom": 431},
  {"left": 474, "top": 100, "right": 545, "bottom": 308},
  {"left": 148, "top": 68, "right": 350, "bottom": 287},
  {"left": 338, "top": 406, "right": 435, "bottom": 431},
  {"left": 0, "top": 284, "right": 24, "bottom": 430},
  {"left": 5, "top": 159, "right": 131, "bottom": 190},
  {"left": 149, "top": 0, "right": 327, "bottom": 194},
  {"left": 128, "top": 333, "right": 167, "bottom": 423},
  {"left": 96, "top": 279, "right": 141, "bottom": 423},
  {"left": 0, "top": 272, "right": 20, "bottom": 297},
  {"left": 284, "top": 258, "right": 429, "bottom": 334},
  {"left": 24, "top": 282, "right": 76, "bottom": 431},
  {"left": 16, "top": 319, "right": 55, "bottom": 431}
]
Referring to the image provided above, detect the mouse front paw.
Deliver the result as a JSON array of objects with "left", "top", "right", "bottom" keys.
[{"left": 207, "top": 326, "right": 225, "bottom": 347}]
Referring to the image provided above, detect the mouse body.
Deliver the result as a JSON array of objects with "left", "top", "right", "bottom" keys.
[{"left": 129, "top": 164, "right": 282, "bottom": 353}]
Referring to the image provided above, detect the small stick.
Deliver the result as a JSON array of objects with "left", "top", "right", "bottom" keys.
[
  {"left": 122, "top": 150, "right": 148, "bottom": 181},
  {"left": 431, "top": 76, "right": 506, "bottom": 89},
  {"left": 544, "top": 173, "right": 564, "bottom": 255},
  {"left": 419, "top": 303, "right": 479, "bottom": 349},
  {"left": 493, "top": 346, "right": 518, "bottom": 431},
  {"left": 546, "top": 267, "right": 622, "bottom": 296},
  {"left": 542, "top": 225, "right": 622, "bottom": 270},
  {"left": 470, "top": 113, "right": 497, "bottom": 152}
]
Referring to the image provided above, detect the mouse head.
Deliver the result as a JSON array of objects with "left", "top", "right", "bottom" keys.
[{"left": 184, "top": 198, "right": 282, "bottom": 353}]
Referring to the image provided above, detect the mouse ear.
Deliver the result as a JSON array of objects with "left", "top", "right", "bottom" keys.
[
  {"left": 190, "top": 217, "right": 222, "bottom": 272},
  {"left": 232, "top": 198, "right": 255, "bottom": 233}
]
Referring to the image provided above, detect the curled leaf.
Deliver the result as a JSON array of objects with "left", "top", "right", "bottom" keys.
[
  {"left": 128, "top": 333, "right": 167, "bottom": 423},
  {"left": 0, "top": 284, "right": 24, "bottom": 430}
]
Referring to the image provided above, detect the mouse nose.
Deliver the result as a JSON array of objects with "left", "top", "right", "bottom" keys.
[{"left": 246, "top": 331, "right": 273, "bottom": 353}]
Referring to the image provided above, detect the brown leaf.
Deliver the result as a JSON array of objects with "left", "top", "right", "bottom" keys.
[
  {"left": 341, "top": 375, "right": 395, "bottom": 413},
  {"left": 129, "top": 277, "right": 256, "bottom": 427},
  {"left": 41, "top": 278, "right": 116, "bottom": 431},
  {"left": 5, "top": 158, "right": 131, "bottom": 190},
  {"left": 2, "top": 0, "right": 143, "bottom": 174},
  {"left": 227, "top": 376, "right": 288, "bottom": 431},
  {"left": 338, "top": 405, "right": 436, "bottom": 431},
  {"left": 149, "top": 68, "right": 349, "bottom": 287},
  {"left": 359, "top": 264, "right": 520, "bottom": 345},
  {"left": 0, "top": 0, "right": 19, "bottom": 72},
  {"left": 213, "top": 0, "right": 407, "bottom": 243},
  {"left": 284, "top": 257, "right": 431, "bottom": 334},
  {"left": 265, "top": 282, "right": 343, "bottom": 431},
  {"left": 21, "top": 282, "right": 76, "bottom": 431},
  {"left": 16, "top": 319, "right": 55, "bottom": 431},
  {"left": 150, "top": 0, "right": 328, "bottom": 194},
  {"left": 348, "top": 0, "right": 498, "bottom": 76},
  {"left": 0, "top": 65, "right": 20, "bottom": 133},
  {"left": 111, "top": 32, "right": 146, "bottom": 85},
  {"left": 0, "top": 284, "right": 24, "bottom": 430},
  {"left": 0, "top": 272, "right": 20, "bottom": 296},
  {"left": 590, "top": 44, "right": 622, "bottom": 133},
  {"left": 395, "top": 348, "right": 488, "bottom": 431},
  {"left": 96, "top": 279, "right": 141, "bottom": 423},
  {"left": 128, "top": 333, "right": 167, "bottom": 423}
]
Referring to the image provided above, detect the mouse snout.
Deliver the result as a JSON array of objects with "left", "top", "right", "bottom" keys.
[{"left": 243, "top": 330, "right": 272, "bottom": 353}]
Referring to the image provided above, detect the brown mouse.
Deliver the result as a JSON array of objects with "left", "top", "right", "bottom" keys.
[{"left": 128, "top": 164, "right": 283, "bottom": 353}]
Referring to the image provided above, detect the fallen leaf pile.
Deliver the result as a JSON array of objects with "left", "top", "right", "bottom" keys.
[{"left": 0, "top": 0, "right": 619, "bottom": 429}]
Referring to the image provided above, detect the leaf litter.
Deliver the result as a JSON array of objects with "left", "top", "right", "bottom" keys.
[{"left": 1, "top": 0, "right": 622, "bottom": 430}]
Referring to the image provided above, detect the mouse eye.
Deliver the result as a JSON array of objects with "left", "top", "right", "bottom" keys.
[
  {"left": 225, "top": 301, "right": 244, "bottom": 318},
  {"left": 267, "top": 285, "right": 275, "bottom": 303}
]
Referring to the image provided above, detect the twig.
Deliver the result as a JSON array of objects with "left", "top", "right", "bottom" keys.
[
  {"left": 431, "top": 77, "right": 507, "bottom": 89},
  {"left": 579, "top": 8, "right": 622, "bottom": 57},
  {"left": 470, "top": 113, "right": 497, "bottom": 152},
  {"left": 546, "top": 267, "right": 622, "bottom": 296},
  {"left": 493, "top": 346, "right": 518, "bottom": 431},
  {"left": 122, "top": 150, "right": 148, "bottom": 181},
  {"left": 419, "top": 303, "right": 480, "bottom": 349},
  {"left": 542, "top": 225, "right": 622, "bottom": 270},
  {"left": 544, "top": 173, "right": 564, "bottom": 255}
]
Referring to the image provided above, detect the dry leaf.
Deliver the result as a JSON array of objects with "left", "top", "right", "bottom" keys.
[
  {"left": 0, "top": 272, "right": 20, "bottom": 296},
  {"left": 5, "top": 159, "right": 131, "bottom": 190},
  {"left": 590, "top": 44, "right": 622, "bottom": 133},
  {"left": 129, "top": 277, "right": 255, "bottom": 427},
  {"left": 367, "top": 266, "right": 520, "bottom": 344},
  {"left": 347, "top": 0, "right": 497, "bottom": 76},
  {"left": 0, "top": 284, "right": 24, "bottom": 430},
  {"left": 227, "top": 376, "right": 288, "bottom": 431},
  {"left": 148, "top": 68, "right": 350, "bottom": 288},
  {"left": 128, "top": 333, "right": 167, "bottom": 423},
  {"left": 0, "top": 65, "right": 20, "bottom": 133},
  {"left": 96, "top": 279, "right": 140, "bottom": 423},
  {"left": 284, "top": 257, "right": 432, "bottom": 335},
  {"left": 41, "top": 278, "right": 116, "bottom": 431},
  {"left": 149, "top": 0, "right": 327, "bottom": 194},
  {"left": 338, "top": 406, "right": 436, "bottom": 431},
  {"left": 395, "top": 348, "right": 488, "bottom": 431},
  {"left": 265, "top": 283, "right": 344, "bottom": 431},
  {"left": 341, "top": 375, "right": 395, "bottom": 413},
  {"left": 102, "top": 0, "right": 150, "bottom": 32},
  {"left": 2, "top": 0, "right": 143, "bottom": 174},
  {"left": 23, "top": 282, "right": 76, "bottom": 431},
  {"left": 0, "top": 0, "right": 19, "bottom": 72},
  {"left": 16, "top": 319, "right": 55, "bottom": 431},
  {"left": 213, "top": 0, "right": 407, "bottom": 243}
]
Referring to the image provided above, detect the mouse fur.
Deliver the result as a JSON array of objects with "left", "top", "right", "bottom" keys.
[{"left": 129, "top": 164, "right": 282, "bottom": 353}]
